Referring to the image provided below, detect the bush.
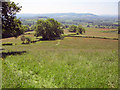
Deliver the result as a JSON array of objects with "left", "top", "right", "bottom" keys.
[
  {"left": 26, "top": 37, "right": 31, "bottom": 44},
  {"left": 21, "top": 36, "right": 31, "bottom": 44},
  {"left": 21, "top": 36, "right": 26, "bottom": 44}
]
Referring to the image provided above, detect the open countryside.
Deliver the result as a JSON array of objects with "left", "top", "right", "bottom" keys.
[{"left": 1, "top": 0, "right": 119, "bottom": 88}]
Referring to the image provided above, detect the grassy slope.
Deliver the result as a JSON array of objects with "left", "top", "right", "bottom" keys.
[{"left": 1, "top": 28, "right": 118, "bottom": 88}]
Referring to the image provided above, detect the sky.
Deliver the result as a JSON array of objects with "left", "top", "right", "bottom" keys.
[{"left": 11, "top": 0, "right": 119, "bottom": 15}]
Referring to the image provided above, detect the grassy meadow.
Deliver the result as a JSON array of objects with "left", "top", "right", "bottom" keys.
[{"left": 1, "top": 28, "right": 118, "bottom": 88}]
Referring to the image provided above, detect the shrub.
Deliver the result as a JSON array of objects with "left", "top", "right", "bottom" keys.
[
  {"left": 21, "top": 36, "right": 26, "bottom": 44},
  {"left": 26, "top": 37, "right": 31, "bottom": 44}
]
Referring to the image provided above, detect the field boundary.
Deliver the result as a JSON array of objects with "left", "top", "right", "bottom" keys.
[{"left": 64, "top": 34, "right": 118, "bottom": 40}]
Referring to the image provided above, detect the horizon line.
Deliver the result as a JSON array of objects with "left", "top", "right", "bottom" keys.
[{"left": 17, "top": 12, "right": 118, "bottom": 16}]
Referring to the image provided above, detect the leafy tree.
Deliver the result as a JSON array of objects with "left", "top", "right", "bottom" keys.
[
  {"left": 69, "top": 25, "right": 77, "bottom": 32},
  {"left": 68, "top": 24, "right": 85, "bottom": 34},
  {"left": 76, "top": 25, "right": 85, "bottom": 34},
  {"left": 2, "top": 1, "right": 23, "bottom": 38},
  {"left": 35, "top": 18, "right": 63, "bottom": 40}
]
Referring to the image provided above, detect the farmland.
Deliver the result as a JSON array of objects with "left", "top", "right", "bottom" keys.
[{"left": 1, "top": 28, "right": 118, "bottom": 88}]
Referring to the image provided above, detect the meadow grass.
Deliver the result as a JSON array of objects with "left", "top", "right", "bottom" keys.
[
  {"left": 2, "top": 34, "right": 118, "bottom": 88},
  {"left": 85, "top": 28, "right": 118, "bottom": 38},
  {"left": 64, "top": 28, "right": 118, "bottom": 40}
]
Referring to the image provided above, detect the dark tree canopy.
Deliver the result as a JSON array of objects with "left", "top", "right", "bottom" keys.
[
  {"left": 35, "top": 18, "right": 63, "bottom": 40},
  {"left": 76, "top": 25, "right": 85, "bottom": 34},
  {"left": 68, "top": 24, "right": 85, "bottom": 34},
  {"left": 2, "top": 1, "right": 23, "bottom": 38},
  {"left": 69, "top": 25, "right": 77, "bottom": 32}
]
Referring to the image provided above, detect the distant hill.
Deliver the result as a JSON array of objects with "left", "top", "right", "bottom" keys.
[
  {"left": 16, "top": 13, "right": 117, "bottom": 22},
  {"left": 16, "top": 13, "right": 118, "bottom": 26},
  {"left": 16, "top": 13, "right": 99, "bottom": 19}
]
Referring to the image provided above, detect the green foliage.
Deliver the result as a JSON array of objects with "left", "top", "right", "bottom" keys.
[
  {"left": 68, "top": 25, "right": 85, "bottom": 34},
  {"left": 20, "top": 36, "right": 31, "bottom": 44},
  {"left": 30, "top": 25, "right": 36, "bottom": 30},
  {"left": 62, "top": 24, "right": 69, "bottom": 29},
  {"left": 69, "top": 25, "right": 77, "bottom": 32},
  {"left": 2, "top": 1, "right": 23, "bottom": 38},
  {"left": 76, "top": 25, "right": 85, "bottom": 34},
  {"left": 21, "top": 25, "right": 30, "bottom": 32},
  {"left": 21, "top": 36, "right": 26, "bottom": 43},
  {"left": 26, "top": 37, "right": 31, "bottom": 44},
  {"left": 35, "top": 18, "right": 63, "bottom": 40}
]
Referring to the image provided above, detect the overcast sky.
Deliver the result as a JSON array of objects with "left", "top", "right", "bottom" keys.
[{"left": 11, "top": 0, "right": 119, "bottom": 15}]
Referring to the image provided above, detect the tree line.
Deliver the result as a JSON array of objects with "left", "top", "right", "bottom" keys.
[{"left": 68, "top": 25, "right": 85, "bottom": 34}]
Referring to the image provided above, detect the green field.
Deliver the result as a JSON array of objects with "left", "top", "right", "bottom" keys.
[{"left": 1, "top": 28, "right": 118, "bottom": 88}]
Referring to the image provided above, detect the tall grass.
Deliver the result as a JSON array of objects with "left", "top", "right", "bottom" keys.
[{"left": 2, "top": 36, "right": 118, "bottom": 88}]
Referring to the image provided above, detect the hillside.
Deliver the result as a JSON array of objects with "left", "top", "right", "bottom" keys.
[
  {"left": 16, "top": 13, "right": 117, "bottom": 20},
  {"left": 16, "top": 13, "right": 118, "bottom": 28},
  {"left": 16, "top": 13, "right": 97, "bottom": 18}
]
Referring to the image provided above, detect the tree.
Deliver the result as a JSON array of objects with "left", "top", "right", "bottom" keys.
[
  {"left": 2, "top": 1, "right": 23, "bottom": 38},
  {"left": 68, "top": 24, "right": 85, "bottom": 34},
  {"left": 76, "top": 25, "right": 85, "bottom": 34},
  {"left": 69, "top": 25, "right": 77, "bottom": 32},
  {"left": 35, "top": 18, "right": 63, "bottom": 40}
]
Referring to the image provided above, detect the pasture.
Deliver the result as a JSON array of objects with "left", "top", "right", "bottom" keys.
[{"left": 1, "top": 28, "right": 118, "bottom": 88}]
